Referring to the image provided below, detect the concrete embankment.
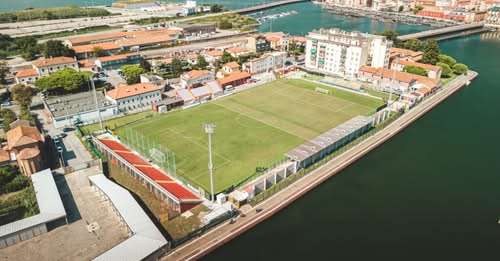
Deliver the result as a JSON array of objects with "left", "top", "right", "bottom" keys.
[{"left": 163, "top": 72, "right": 478, "bottom": 261}]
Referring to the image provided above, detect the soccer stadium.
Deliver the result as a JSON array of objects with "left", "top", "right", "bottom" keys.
[{"left": 109, "top": 79, "right": 383, "bottom": 194}]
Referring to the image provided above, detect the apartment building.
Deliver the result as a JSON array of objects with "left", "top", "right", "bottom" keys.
[{"left": 305, "top": 28, "right": 392, "bottom": 79}]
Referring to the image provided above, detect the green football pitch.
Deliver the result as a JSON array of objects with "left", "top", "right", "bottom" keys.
[{"left": 115, "top": 79, "right": 383, "bottom": 193}]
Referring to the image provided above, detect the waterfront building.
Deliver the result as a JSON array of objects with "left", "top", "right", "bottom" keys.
[
  {"left": 358, "top": 65, "right": 439, "bottom": 95},
  {"left": 391, "top": 59, "right": 443, "bottom": 79},
  {"left": 180, "top": 70, "right": 215, "bottom": 88},
  {"left": 243, "top": 51, "right": 287, "bottom": 75},
  {"left": 486, "top": 6, "right": 500, "bottom": 27},
  {"left": 305, "top": 28, "right": 391, "bottom": 79},
  {"left": 105, "top": 83, "right": 162, "bottom": 112},
  {"left": 389, "top": 47, "right": 424, "bottom": 62}
]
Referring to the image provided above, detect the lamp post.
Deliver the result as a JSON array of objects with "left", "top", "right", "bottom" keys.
[{"left": 204, "top": 123, "right": 216, "bottom": 202}]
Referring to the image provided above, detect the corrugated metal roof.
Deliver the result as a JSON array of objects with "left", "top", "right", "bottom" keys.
[
  {"left": 286, "top": 116, "right": 373, "bottom": 162},
  {"left": 89, "top": 174, "right": 168, "bottom": 261},
  {"left": 0, "top": 169, "right": 66, "bottom": 238}
]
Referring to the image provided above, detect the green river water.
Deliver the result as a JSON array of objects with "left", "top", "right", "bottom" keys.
[{"left": 2, "top": 1, "right": 499, "bottom": 259}]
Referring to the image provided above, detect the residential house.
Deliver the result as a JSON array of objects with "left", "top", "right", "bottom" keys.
[
  {"left": 389, "top": 47, "right": 424, "bottom": 62},
  {"left": 180, "top": 70, "right": 215, "bottom": 88},
  {"left": 221, "top": 62, "right": 240, "bottom": 75},
  {"left": 15, "top": 56, "right": 79, "bottom": 84},
  {"left": 226, "top": 47, "right": 252, "bottom": 58}
]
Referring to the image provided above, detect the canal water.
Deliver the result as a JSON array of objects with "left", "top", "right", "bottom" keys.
[{"left": 203, "top": 2, "right": 500, "bottom": 261}]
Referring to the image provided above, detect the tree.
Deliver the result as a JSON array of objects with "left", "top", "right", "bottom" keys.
[
  {"left": 437, "top": 62, "right": 452, "bottom": 78},
  {"left": 453, "top": 63, "right": 468, "bottom": 75},
  {"left": 377, "top": 30, "right": 401, "bottom": 47},
  {"left": 42, "top": 40, "right": 74, "bottom": 58},
  {"left": 92, "top": 46, "right": 108, "bottom": 57},
  {"left": 221, "top": 51, "right": 234, "bottom": 64},
  {"left": 219, "top": 20, "right": 233, "bottom": 30},
  {"left": 171, "top": 58, "right": 184, "bottom": 78},
  {"left": 11, "top": 84, "right": 34, "bottom": 118},
  {"left": 195, "top": 55, "right": 208, "bottom": 70},
  {"left": 438, "top": 54, "right": 456, "bottom": 67},
  {"left": 35, "top": 68, "right": 90, "bottom": 93},
  {"left": 210, "top": 4, "right": 224, "bottom": 13},
  {"left": 421, "top": 40, "right": 440, "bottom": 65},
  {"left": 0, "top": 61, "right": 9, "bottom": 84},
  {"left": 21, "top": 45, "right": 39, "bottom": 60},
  {"left": 0, "top": 108, "right": 16, "bottom": 131},
  {"left": 404, "top": 65, "right": 427, "bottom": 76},
  {"left": 121, "top": 64, "right": 145, "bottom": 84}
]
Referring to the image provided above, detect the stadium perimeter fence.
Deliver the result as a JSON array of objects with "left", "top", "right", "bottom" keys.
[{"left": 249, "top": 111, "right": 402, "bottom": 206}]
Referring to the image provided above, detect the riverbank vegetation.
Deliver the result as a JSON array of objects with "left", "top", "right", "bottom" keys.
[
  {"left": 133, "top": 4, "right": 225, "bottom": 25},
  {"left": 0, "top": 6, "right": 112, "bottom": 24}
]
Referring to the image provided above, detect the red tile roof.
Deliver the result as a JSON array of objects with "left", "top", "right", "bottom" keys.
[
  {"left": 106, "top": 83, "right": 160, "bottom": 100},
  {"left": 72, "top": 42, "right": 120, "bottom": 54},
  {"left": 97, "top": 53, "right": 136, "bottom": 63},
  {"left": 395, "top": 59, "right": 442, "bottom": 72},
  {"left": 182, "top": 69, "right": 210, "bottom": 80},
  {"left": 15, "top": 68, "right": 38, "bottom": 78},
  {"left": 99, "top": 139, "right": 200, "bottom": 202},
  {"left": 218, "top": 71, "right": 251, "bottom": 86},
  {"left": 33, "top": 56, "right": 76, "bottom": 68}
]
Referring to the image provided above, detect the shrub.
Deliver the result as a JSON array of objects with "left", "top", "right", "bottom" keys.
[
  {"left": 453, "top": 63, "right": 468, "bottom": 75},
  {"left": 437, "top": 62, "right": 452, "bottom": 78}
]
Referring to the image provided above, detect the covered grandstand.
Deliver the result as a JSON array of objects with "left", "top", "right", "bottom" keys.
[
  {"left": 92, "top": 134, "right": 202, "bottom": 215},
  {"left": 286, "top": 116, "right": 373, "bottom": 169}
]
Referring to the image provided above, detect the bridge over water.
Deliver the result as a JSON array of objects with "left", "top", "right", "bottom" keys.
[
  {"left": 397, "top": 22, "right": 493, "bottom": 41},
  {"left": 235, "top": 0, "right": 309, "bottom": 14}
]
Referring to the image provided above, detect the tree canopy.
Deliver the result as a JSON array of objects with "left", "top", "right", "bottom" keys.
[
  {"left": 42, "top": 40, "right": 75, "bottom": 58},
  {"left": 453, "top": 63, "right": 468, "bottom": 75},
  {"left": 437, "top": 62, "right": 452, "bottom": 78},
  {"left": 438, "top": 54, "right": 457, "bottom": 67},
  {"left": 404, "top": 65, "right": 427, "bottom": 76},
  {"left": 0, "top": 108, "right": 16, "bottom": 132},
  {"left": 35, "top": 68, "right": 91, "bottom": 93},
  {"left": 121, "top": 64, "right": 145, "bottom": 84},
  {"left": 195, "top": 55, "right": 209, "bottom": 70}
]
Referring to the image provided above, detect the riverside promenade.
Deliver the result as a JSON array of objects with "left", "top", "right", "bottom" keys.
[{"left": 163, "top": 72, "right": 478, "bottom": 261}]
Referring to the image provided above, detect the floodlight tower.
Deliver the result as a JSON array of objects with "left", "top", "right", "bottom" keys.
[{"left": 204, "top": 123, "right": 216, "bottom": 202}]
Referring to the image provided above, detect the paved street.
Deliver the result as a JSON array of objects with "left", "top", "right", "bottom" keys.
[
  {"left": 162, "top": 72, "right": 476, "bottom": 261},
  {"left": 33, "top": 109, "right": 93, "bottom": 169}
]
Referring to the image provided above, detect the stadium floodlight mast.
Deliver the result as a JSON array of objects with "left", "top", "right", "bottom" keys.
[{"left": 204, "top": 123, "right": 216, "bottom": 202}]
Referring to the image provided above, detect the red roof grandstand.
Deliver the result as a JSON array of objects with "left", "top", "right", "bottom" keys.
[{"left": 99, "top": 139, "right": 200, "bottom": 202}]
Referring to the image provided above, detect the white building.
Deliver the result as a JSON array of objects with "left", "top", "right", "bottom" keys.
[
  {"left": 15, "top": 56, "right": 79, "bottom": 84},
  {"left": 243, "top": 51, "right": 287, "bottom": 75},
  {"left": 305, "top": 28, "right": 391, "bottom": 79},
  {"left": 106, "top": 83, "right": 162, "bottom": 112}
]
